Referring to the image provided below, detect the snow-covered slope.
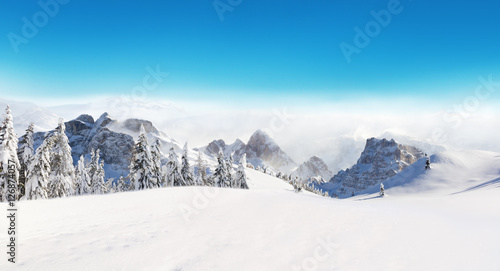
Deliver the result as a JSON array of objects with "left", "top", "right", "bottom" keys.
[{"left": 3, "top": 166, "right": 500, "bottom": 271}]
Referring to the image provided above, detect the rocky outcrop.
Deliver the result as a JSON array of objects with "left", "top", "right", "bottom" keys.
[
  {"left": 33, "top": 113, "right": 136, "bottom": 179},
  {"left": 329, "top": 138, "right": 425, "bottom": 195}
]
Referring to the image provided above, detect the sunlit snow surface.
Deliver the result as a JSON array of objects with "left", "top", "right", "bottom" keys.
[{"left": 2, "top": 151, "right": 500, "bottom": 271}]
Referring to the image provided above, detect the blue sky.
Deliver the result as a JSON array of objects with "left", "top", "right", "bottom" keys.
[{"left": 1, "top": 0, "right": 499, "bottom": 108}]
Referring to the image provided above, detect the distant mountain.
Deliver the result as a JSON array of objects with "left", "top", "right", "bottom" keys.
[
  {"left": 293, "top": 156, "right": 332, "bottom": 181},
  {"left": 0, "top": 99, "right": 61, "bottom": 134},
  {"left": 201, "top": 130, "right": 297, "bottom": 173},
  {"left": 318, "top": 138, "right": 425, "bottom": 197}
]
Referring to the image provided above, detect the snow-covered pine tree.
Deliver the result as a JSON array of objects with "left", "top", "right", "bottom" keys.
[
  {"left": 116, "top": 176, "right": 127, "bottom": 192},
  {"left": 379, "top": 182, "right": 385, "bottom": 197},
  {"left": 130, "top": 124, "right": 157, "bottom": 190},
  {"left": 105, "top": 178, "right": 115, "bottom": 193},
  {"left": 234, "top": 153, "right": 249, "bottom": 189},
  {"left": 0, "top": 105, "right": 20, "bottom": 202},
  {"left": 214, "top": 150, "right": 230, "bottom": 188},
  {"left": 181, "top": 142, "right": 195, "bottom": 186},
  {"left": 150, "top": 139, "right": 163, "bottom": 187},
  {"left": 194, "top": 150, "right": 207, "bottom": 186},
  {"left": 89, "top": 149, "right": 106, "bottom": 194},
  {"left": 226, "top": 152, "right": 235, "bottom": 187},
  {"left": 24, "top": 136, "right": 53, "bottom": 200},
  {"left": 17, "top": 122, "right": 34, "bottom": 199},
  {"left": 166, "top": 147, "right": 186, "bottom": 186},
  {"left": 47, "top": 120, "right": 75, "bottom": 198},
  {"left": 74, "top": 155, "right": 91, "bottom": 195}
]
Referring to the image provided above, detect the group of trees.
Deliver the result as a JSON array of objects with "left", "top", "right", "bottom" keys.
[
  {"left": 129, "top": 124, "right": 249, "bottom": 191},
  {"left": 0, "top": 106, "right": 249, "bottom": 202}
]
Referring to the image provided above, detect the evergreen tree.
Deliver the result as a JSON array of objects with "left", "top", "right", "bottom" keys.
[
  {"left": 234, "top": 153, "right": 249, "bottom": 189},
  {"left": 150, "top": 139, "right": 163, "bottom": 187},
  {"left": 89, "top": 149, "right": 106, "bottom": 194},
  {"left": 214, "top": 150, "right": 230, "bottom": 188},
  {"left": 195, "top": 150, "right": 207, "bottom": 186},
  {"left": 25, "top": 136, "right": 53, "bottom": 200},
  {"left": 116, "top": 176, "right": 127, "bottom": 192},
  {"left": 47, "top": 120, "right": 75, "bottom": 198},
  {"left": 226, "top": 152, "right": 234, "bottom": 187},
  {"left": 181, "top": 142, "right": 195, "bottom": 186},
  {"left": 0, "top": 105, "right": 20, "bottom": 202},
  {"left": 74, "top": 155, "right": 91, "bottom": 195},
  {"left": 166, "top": 147, "right": 185, "bottom": 186},
  {"left": 130, "top": 124, "right": 157, "bottom": 190},
  {"left": 17, "top": 122, "right": 34, "bottom": 199},
  {"left": 379, "top": 182, "right": 385, "bottom": 197}
]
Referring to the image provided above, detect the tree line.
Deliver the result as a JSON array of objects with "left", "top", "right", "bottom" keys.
[{"left": 0, "top": 106, "right": 248, "bottom": 202}]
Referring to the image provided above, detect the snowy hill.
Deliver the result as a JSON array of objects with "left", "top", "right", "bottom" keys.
[{"left": 3, "top": 165, "right": 500, "bottom": 271}]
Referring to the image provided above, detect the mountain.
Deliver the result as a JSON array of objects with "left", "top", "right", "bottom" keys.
[
  {"left": 31, "top": 113, "right": 189, "bottom": 179},
  {"left": 293, "top": 156, "right": 333, "bottom": 181},
  {"left": 322, "top": 137, "right": 425, "bottom": 197},
  {"left": 201, "top": 130, "right": 297, "bottom": 173}
]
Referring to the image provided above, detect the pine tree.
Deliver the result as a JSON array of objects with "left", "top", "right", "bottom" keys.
[
  {"left": 47, "top": 120, "right": 75, "bottom": 198},
  {"left": 130, "top": 124, "right": 157, "bottom": 190},
  {"left": 150, "top": 139, "right": 163, "bottom": 187},
  {"left": 166, "top": 147, "right": 185, "bottom": 186},
  {"left": 89, "top": 149, "right": 106, "bottom": 194},
  {"left": 0, "top": 105, "right": 20, "bottom": 202},
  {"left": 74, "top": 155, "right": 91, "bottom": 195},
  {"left": 25, "top": 136, "right": 53, "bottom": 200},
  {"left": 226, "top": 152, "right": 234, "bottom": 187},
  {"left": 214, "top": 150, "right": 230, "bottom": 188},
  {"left": 379, "top": 182, "right": 385, "bottom": 197},
  {"left": 195, "top": 150, "right": 207, "bottom": 186},
  {"left": 181, "top": 142, "right": 195, "bottom": 186},
  {"left": 17, "top": 122, "right": 34, "bottom": 199},
  {"left": 116, "top": 176, "right": 127, "bottom": 192},
  {"left": 234, "top": 153, "right": 249, "bottom": 189}
]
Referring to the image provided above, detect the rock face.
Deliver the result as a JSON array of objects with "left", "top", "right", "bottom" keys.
[
  {"left": 294, "top": 156, "right": 332, "bottom": 181},
  {"left": 329, "top": 138, "right": 425, "bottom": 195},
  {"left": 245, "top": 130, "right": 296, "bottom": 171},
  {"left": 33, "top": 113, "right": 136, "bottom": 179},
  {"left": 203, "top": 130, "right": 296, "bottom": 173}
]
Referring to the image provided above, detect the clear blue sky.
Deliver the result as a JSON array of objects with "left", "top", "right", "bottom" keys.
[{"left": 1, "top": 0, "right": 499, "bottom": 107}]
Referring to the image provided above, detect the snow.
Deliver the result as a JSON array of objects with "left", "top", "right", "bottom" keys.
[{"left": 2, "top": 156, "right": 500, "bottom": 270}]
